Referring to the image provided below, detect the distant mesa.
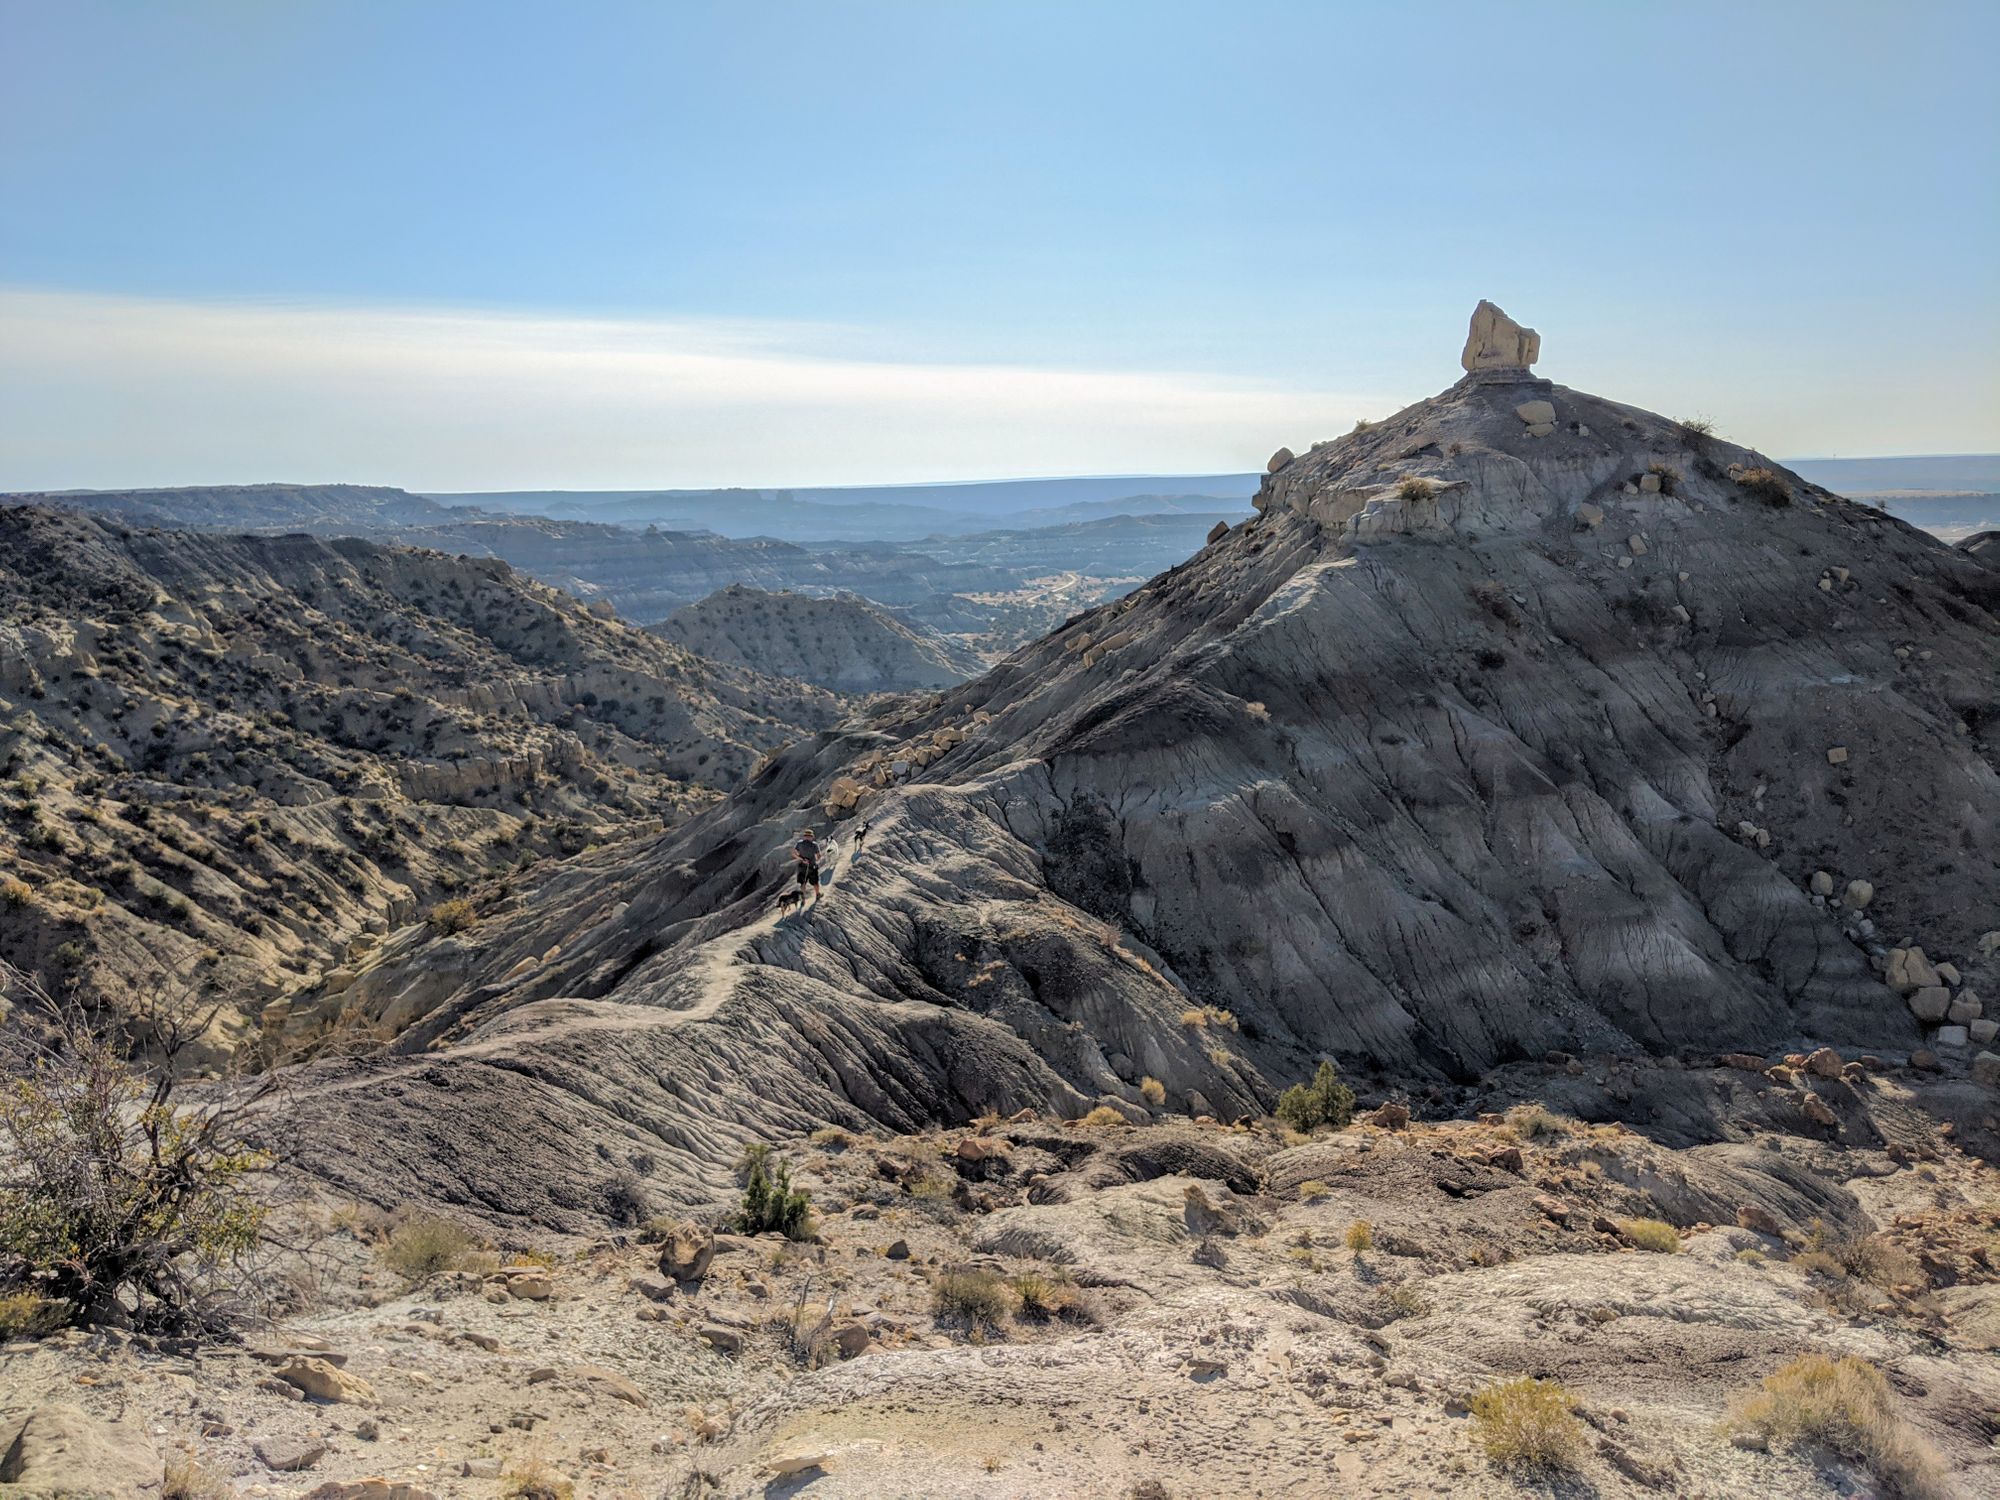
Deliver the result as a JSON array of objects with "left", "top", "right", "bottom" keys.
[{"left": 1460, "top": 298, "right": 1541, "bottom": 375}]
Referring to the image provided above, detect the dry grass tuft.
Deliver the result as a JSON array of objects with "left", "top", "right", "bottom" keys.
[
  {"left": 1344, "top": 1220, "right": 1374, "bottom": 1252},
  {"left": 1617, "top": 1217, "right": 1681, "bottom": 1253},
  {"left": 1380, "top": 1280, "right": 1431, "bottom": 1319},
  {"left": 1726, "top": 1355, "right": 1947, "bottom": 1499},
  {"left": 1138, "top": 1076, "right": 1167, "bottom": 1107},
  {"left": 1396, "top": 476, "right": 1439, "bottom": 502},
  {"left": 934, "top": 1268, "right": 1013, "bottom": 1332},
  {"left": 500, "top": 1453, "right": 576, "bottom": 1500},
  {"left": 1502, "top": 1103, "right": 1569, "bottom": 1141},
  {"left": 1734, "top": 465, "right": 1792, "bottom": 507},
  {"left": 1469, "top": 1376, "right": 1586, "bottom": 1472},
  {"left": 161, "top": 1453, "right": 232, "bottom": 1500},
  {"left": 1078, "top": 1105, "right": 1128, "bottom": 1128}
]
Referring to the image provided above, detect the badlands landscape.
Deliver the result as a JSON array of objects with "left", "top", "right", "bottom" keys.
[{"left": 2, "top": 306, "right": 1998, "bottom": 1499}]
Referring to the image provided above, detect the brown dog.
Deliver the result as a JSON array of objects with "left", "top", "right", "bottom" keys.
[{"left": 774, "top": 889, "right": 803, "bottom": 916}]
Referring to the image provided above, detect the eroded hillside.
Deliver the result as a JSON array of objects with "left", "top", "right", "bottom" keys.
[
  {"left": 290, "top": 312, "right": 1999, "bottom": 1220},
  {"left": 0, "top": 506, "right": 844, "bottom": 1054},
  {"left": 656, "top": 585, "right": 987, "bottom": 693}
]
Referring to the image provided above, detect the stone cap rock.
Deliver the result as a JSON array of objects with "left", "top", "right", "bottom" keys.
[{"left": 1461, "top": 299, "right": 1540, "bottom": 374}]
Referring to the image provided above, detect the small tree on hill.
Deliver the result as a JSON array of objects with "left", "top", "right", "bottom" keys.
[
  {"left": 1276, "top": 1060, "right": 1356, "bottom": 1133},
  {"left": 734, "top": 1144, "right": 813, "bottom": 1240}
]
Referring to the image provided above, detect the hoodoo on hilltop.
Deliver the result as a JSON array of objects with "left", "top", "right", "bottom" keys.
[{"left": 292, "top": 306, "right": 2000, "bottom": 1217}]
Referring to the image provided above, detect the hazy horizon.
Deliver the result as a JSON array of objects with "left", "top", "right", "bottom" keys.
[{"left": 3, "top": 1, "right": 1996, "bottom": 488}]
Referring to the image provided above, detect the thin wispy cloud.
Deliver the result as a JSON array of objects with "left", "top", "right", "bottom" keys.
[{"left": 0, "top": 288, "right": 1390, "bottom": 491}]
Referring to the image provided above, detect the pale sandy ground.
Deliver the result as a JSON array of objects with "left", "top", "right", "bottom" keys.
[{"left": 4, "top": 1080, "right": 1998, "bottom": 1500}]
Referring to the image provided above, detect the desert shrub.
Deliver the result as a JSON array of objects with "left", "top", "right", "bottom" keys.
[
  {"left": 1726, "top": 1355, "right": 1946, "bottom": 1499},
  {"left": 380, "top": 1213, "right": 480, "bottom": 1283},
  {"left": 1179, "top": 1005, "right": 1237, "bottom": 1030},
  {"left": 0, "top": 1289, "right": 66, "bottom": 1341},
  {"left": 426, "top": 897, "right": 476, "bottom": 933},
  {"left": 1138, "top": 1076, "right": 1166, "bottom": 1107},
  {"left": 600, "top": 1169, "right": 649, "bottom": 1226},
  {"left": 1835, "top": 1233, "right": 1924, "bottom": 1292},
  {"left": 0, "top": 876, "right": 31, "bottom": 909},
  {"left": 1676, "top": 415, "right": 1716, "bottom": 451},
  {"left": 809, "top": 1125, "right": 852, "bottom": 1149},
  {"left": 1344, "top": 1220, "right": 1374, "bottom": 1252},
  {"left": 735, "top": 1147, "right": 813, "bottom": 1240},
  {"left": 1296, "top": 1179, "right": 1330, "bottom": 1202},
  {"left": 1470, "top": 579, "right": 1521, "bottom": 627},
  {"left": 1735, "top": 466, "right": 1792, "bottom": 507},
  {"left": 0, "top": 965, "right": 273, "bottom": 1333},
  {"left": 1077, "top": 1105, "right": 1127, "bottom": 1127},
  {"left": 1469, "top": 1376, "right": 1586, "bottom": 1472},
  {"left": 1618, "top": 1217, "right": 1681, "bottom": 1253},
  {"left": 1379, "top": 1280, "right": 1431, "bottom": 1319},
  {"left": 933, "top": 1268, "right": 1012, "bottom": 1330},
  {"left": 1396, "top": 476, "right": 1439, "bottom": 502},
  {"left": 1502, "top": 1103, "right": 1569, "bottom": 1141},
  {"left": 1275, "top": 1061, "right": 1354, "bottom": 1133}
]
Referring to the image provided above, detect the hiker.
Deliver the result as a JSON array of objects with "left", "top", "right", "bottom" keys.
[
  {"left": 854, "top": 820, "right": 870, "bottom": 857},
  {"left": 792, "top": 826, "right": 823, "bottom": 904}
]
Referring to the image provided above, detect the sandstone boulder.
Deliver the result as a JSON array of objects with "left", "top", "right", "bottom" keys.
[
  {"left": 1885, "top": 947, "right": 1940, "bottom": 994},
  {"left": 1267, "top": 447, "right": 1294, "bottom": 473},
  {"left": 659, "top": 1223, "right": 716, "bottom": 1284},
  {"left": 1206, "top": 521, "right": 1229, "bottom": 546},
  {"left": 1802, "top": 1047, "right": 1843, "bottom": 1079},
  {"left": 1460, "top": 300, "right": 1540, "bottom": 373},
  {"left": 276, "top": 1356, "right": 376, "bottom": 1405},
  {"left": 1515, "top": 400, "right": 1556, "bottom": 425},
  {"left": 1909, "top": 987, "right": 1951, "bottom": 1022},
  {"left": 1948, "top": 991, "right": 1983, "bottom": 1024},
  {"left": 0, "top": 1404, "right": 161, "bottom": 1498},
  {"left": 255, "top": 1435, "right": 328, "bottom": 1472},
  {"left": 1973, "top": 1051, "right": 2000, "bottom": 1087},
  {"left": 1845, "top": 879, "right": 1875, "bottom": 909}
]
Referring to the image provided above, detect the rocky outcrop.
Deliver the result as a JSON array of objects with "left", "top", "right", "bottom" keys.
[
  {"left": 1460, "top": 298, "right": 1541, "bottom": 374},
  {"left": 284, "top": 310, "right": 1999, "bottom": 1219}
]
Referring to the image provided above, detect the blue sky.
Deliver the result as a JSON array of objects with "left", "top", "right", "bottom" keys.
[{"left": 2, "top": 0, "right": 1995, "bottom": 488}]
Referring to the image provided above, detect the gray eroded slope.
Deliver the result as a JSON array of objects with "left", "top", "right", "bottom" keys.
[{"left": 285, "top": 361, "right": 2000, "bottom": 1218}]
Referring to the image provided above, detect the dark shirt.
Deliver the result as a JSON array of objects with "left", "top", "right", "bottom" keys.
[{"left": 794, "top": 837, "right": 820, "bottom": 867}]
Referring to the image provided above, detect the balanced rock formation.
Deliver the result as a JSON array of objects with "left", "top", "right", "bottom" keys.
[
  {"left": 1460, "top": 298, "right": 1541, "bottom": 374},
  {"left": 286, "top": 308, "right": 1999, "bottom": 1220}
]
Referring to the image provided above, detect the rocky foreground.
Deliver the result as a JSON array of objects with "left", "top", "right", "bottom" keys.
[{"left": 3, "top": 1061, "right": 1997, "bottom": 1498}]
